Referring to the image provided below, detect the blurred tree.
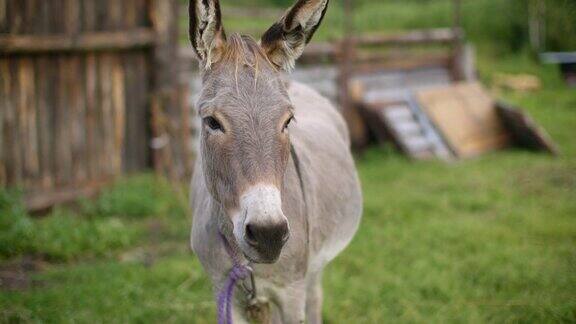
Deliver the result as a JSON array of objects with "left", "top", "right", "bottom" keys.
[
  {"left": 544, "top": 0, "right": 576, "bottom": 51},
  {"left": 179, "top": 0, "right": 576, "bottom": 52}
]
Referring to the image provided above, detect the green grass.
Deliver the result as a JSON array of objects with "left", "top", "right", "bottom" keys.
[
  {"left": 0, "top": 175, "right": 189, "bottom": 262},
  {"left": 3, "top": 2, "right": 576, "bottom": 322}
]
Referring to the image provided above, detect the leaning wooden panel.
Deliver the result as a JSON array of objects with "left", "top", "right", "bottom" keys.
[
  {"left": 417, "top": 82, "right": 510, "bottom": 158},
  {"left": 496, "top": 101, "right": 559, "bottom": 155}
]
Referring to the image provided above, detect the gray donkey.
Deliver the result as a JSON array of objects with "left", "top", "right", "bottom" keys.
[{"left": 189, "top": 0, "right": 362, "bottom": 322}]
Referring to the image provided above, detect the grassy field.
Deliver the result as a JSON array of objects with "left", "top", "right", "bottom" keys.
[{"left": 2, "top": 1, "right": 576, "bottom": 323}]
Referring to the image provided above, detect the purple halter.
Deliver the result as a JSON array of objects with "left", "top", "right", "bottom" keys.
[{"left": 217, "top": 233, "right": 255, "bottom": 324}]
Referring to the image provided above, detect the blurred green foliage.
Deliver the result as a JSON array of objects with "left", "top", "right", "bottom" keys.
[
  {"left": 352, "top": 0, "right": 575, "bottom": 52},
  {"left": 182, "top": 0, "right": 576, "bottom": 52},
  {"left": 0, "top": 189, "right": 34, "bottom": 259},
  {"left": 80, "top": 175, "right": 187, "bottom": 220}
]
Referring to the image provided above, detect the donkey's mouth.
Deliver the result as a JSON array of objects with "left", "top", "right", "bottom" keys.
[
  {"left": 240, "top": 234, "right": 286, "bottom": 264},
  {"left": 240, "top": 240, "right": 285, "bottom": 264}
]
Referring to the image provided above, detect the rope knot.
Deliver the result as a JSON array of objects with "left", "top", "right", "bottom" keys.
[{"left": 230, "top": 264, "right": 250, "bottom": 281}]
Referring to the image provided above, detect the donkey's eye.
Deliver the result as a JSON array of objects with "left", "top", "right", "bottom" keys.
[
  {"left": 204, "top": 116, "right": 223, "bottom": 132},
  {"left": 283, "top": 116, "right": 294, "bottom": 132}
]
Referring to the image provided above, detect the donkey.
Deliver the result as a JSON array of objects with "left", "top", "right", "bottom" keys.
[{"left": 189, "top": 0, "right": 362, "bottom": 323}]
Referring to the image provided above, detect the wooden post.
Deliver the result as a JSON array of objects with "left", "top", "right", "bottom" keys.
[
  {"left": 452, "top": 0, "right": 462, "bottom": 34},
  {"left": 150, "top": 0, "right": 179, "bottom": 92},
  {"left": 339, "top": 0, "right": 354, "bottom": 113},
  {"left": 529, "top": 0, "right": 546, "bottom": 52},
  {"left": 149, "top": 0, "right": 193, "bottom": 182},
  {"left": 450, "top": 0, "right": 465, "bottom": 81},
  {"left": 338, "top": 0, "right": 368, "bottom": 151}
]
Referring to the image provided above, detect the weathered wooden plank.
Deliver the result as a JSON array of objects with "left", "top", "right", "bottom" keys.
[
  {"left": 123, "top": 0, "right": 135, "bottom": 29},
  {"left": 134, "top": 52, "right": 150, "bottom": 170},
  {"left": 352, "top": 55, "right": 452, "bottom": 75},
  {"left": 34, "top": 56, "right": 53, "bottom": 189},
  {"left": 138, "top": 0, "right": 150, "bottom": 26},
  {"left": 111, "top": 54, "right": 126, "bottom": 174},
  {"left": 100, "top": 53, "right": 114, "bottom": 177},
  {"left": 68, "top": 55, "right": 87, "bottom": 183},
  {"left": 46, "top": 55, "right": 59, "bottom": 186},
  {"left": 0, "top": 57, "right": 6, "bottom": 185},
  {"left": 353, "top": 28, "right": 463, "bottom": 47},
  {"left": 85, "top": 53, "right": 98, "bottom": 179},
  {"left": 0, "top": 29, "right": 156, "bottom": 53},
  {"left": 108, "top": 0, "right": 122, "bottom": 30},
  {"left": 0, "top": 0, "right": 7, "bottom": 34},
  {"left": 81, "top": 0, "right": 96, "bottom": 32},
  {"left": 35, "top": 0, "right": 51, "bottom": 35},
  {"left": 8, "top": 58, "right": 22, "bottom": 184},
  {"left": 49, "top": 0, "right": 64, "bottom": 34},
  {"left": 18, "top": 57, "right": 40, "bottom": 187},
  {"left": 122, "top": 52, "right": 149, "bottom": 172},
  {"left": 417, "top": 82, "right": 510, "bottom": 158},
  {"left": 150, "top": 0, "right": 178, "bottom": 90},
  {"left": 63, "top": 0, "right": 80, "bottom": 34},
  {"left": 55, "top": 56, "right": 73, "bottom": 185},
  {"left": 7, "top": 0, "right": 23, "bottom": 34},
  {"left": 21, "top": 0, "right": 33, "bottom": 34},
  {"left": 0, "top": 59, "right": 22, "bottom": 185}
]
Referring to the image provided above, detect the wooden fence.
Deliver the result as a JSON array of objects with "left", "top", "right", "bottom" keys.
[{"left": 0, "top": 0, "right": 193, "bottom": 210}]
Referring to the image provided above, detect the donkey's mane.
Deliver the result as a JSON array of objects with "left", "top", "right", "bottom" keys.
[
  {"left": 217, "top": 33, "right": 278, "bottom": 90},
  {"left": 220, "top": 33, "right": 276, "bottom": 71}
]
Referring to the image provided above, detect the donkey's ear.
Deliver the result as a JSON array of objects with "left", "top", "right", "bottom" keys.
[
  {"left": 261, "top": 0, "right": 329, "bottom": 71},
  {"left": 189, "top": 0, "right": 227, "bottom": 69}
]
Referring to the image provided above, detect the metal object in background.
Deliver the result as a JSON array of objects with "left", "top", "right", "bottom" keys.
[{"left": 540, "top": 52, "right": 576, "bottom": 87}]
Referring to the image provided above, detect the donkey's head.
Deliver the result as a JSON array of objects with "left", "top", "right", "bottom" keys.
[{"left": 190, "top": 0, "right": 329, "bottom": 263}]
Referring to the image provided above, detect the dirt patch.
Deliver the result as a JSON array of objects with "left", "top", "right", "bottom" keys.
[
  {"left": 0, "top": 256, "right": 46, "bottom": 291},
  {"left": 513, "top": 165, "right": 576, "bottom": 195}
]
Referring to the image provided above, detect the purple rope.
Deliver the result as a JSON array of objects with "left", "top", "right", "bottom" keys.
[
  {"left": 217, "top": 264, "right": 250, "bottom": 324},
  {"left": 217, "top": 233, "right": 251, "bottom": 324}
]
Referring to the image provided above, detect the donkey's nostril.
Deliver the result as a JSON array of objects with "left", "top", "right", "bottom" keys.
[{"left": 245, "top": 224, "right": 258, "bottom": 246}]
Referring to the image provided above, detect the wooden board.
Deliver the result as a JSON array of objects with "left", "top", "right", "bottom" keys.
[
  {"left": 416, "top": 82, "right": 510, "bottom": 158},
  {"left": 360, "top": 99, "right": 453, "bottom": 160},
  {"left": 496, "top": 101, "right": 559, "bottom": 155}
]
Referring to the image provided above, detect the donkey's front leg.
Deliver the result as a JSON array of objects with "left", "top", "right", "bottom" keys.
[
  {"left": 276, "top": 282, "right": 307, "bottom": 324},
  {"left": 231, "top": 299, "right": 251, "bottom": 324},
  {"left": 305, "top": 271, "right": 323, "bottom": 324}
]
